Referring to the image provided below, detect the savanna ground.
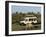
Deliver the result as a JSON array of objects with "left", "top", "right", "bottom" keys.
[{"left": 12, "top": 12, "right": 41, "bottom": 31}]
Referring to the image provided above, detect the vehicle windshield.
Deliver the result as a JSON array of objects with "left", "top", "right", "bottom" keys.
[{"left": 25, "top": 19, "right": 28, "bottom": 21}]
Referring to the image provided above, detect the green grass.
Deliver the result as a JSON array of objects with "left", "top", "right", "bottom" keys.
[
  {"left": 12, "top": 23, "right": 26, "bottom": 31},
  {"left": 12, "top": 23, "right": 41, "bottom": 31}
]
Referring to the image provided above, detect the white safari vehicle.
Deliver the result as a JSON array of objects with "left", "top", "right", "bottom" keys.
[{"left": 20, "top": 15, "right": 37, "bottom": 25}]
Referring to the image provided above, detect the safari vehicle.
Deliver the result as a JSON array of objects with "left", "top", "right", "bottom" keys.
[{"left": 20, "top": 15, "right": 37, "bottom": 25}]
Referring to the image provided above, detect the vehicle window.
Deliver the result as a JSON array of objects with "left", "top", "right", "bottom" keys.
[
  {"left": 34, "top": 19, "right": 36, "bottom": 21},
  {"left": 29, "top": 19, "right": 33, "bottom": 21}
]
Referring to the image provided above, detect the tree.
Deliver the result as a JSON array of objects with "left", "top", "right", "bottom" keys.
[
  {"left": 16, "top": 12, "right": 18, "bottom": 14},
  {"left": 20, "top": 12, "right": 22, "bottom": 15}
]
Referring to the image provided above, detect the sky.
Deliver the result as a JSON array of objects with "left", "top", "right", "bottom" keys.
[{"left": 11, "top": 5, "right": 41, "bottom": 13}]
